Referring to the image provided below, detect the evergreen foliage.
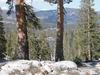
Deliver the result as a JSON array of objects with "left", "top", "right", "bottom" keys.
[
  {"left": 74, "top": 0, "right": 100, "bottom": 61},
  {"left": 4, "top": 0, "right": 100, "bottom": 62},
  {"left": 6, "top": 30, "right": 17, "bottom": 60},
  {"left": 0, "top": 11, "right": 6, "bottom": 60},
  {"left": 63, "top": 27, "right": 78, "bottom": 60},
  {"left": 29, "top": 30, "right": 51, "bottom": 60},
  {"left": 44, "top": 0, "right": 72, "bottom": 4},
  {"left": 6, "top": 0, "right": 41, "bottom": 29},
  {"left": 44, "top": 0, "right": 72, "bottom": 61},
  {"left": 6, "top": 0, "right": 41, "bottom": 59}
]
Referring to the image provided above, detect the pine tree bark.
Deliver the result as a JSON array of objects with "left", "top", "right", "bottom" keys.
[
  {"left": 87, "top": 0, "right": 92, "bottom": 61},
  {"left": 15, "top": 0, "right": 29, "bottom": 59},
  {"left": 55, "top": 0, "right": 64, "bottom": 61}
]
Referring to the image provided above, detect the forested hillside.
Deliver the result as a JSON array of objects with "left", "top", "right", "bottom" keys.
[{"left": 0, "top": 0, "right": 100, "bottom": 75}]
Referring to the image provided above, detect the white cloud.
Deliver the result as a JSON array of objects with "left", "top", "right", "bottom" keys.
[{"left": 0, "top": 0, "right": 8, "bottom": 10}]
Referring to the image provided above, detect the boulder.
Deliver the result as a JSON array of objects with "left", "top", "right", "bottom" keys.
[
  {"left": 0, "top": 60, "right": 78, "bottom": 75},
  {"left": 53, "top": 61, "right": 77, "bottom": 72},
  {"left": 95, "top": 62, "right": 100, "bottom": 69}
]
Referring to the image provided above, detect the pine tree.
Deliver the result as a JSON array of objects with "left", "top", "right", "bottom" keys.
[
  {"left": 6, "top": 30, "right": 17, "bottom": 59},
  {"left": 29, "top": 30, "right": 51, "bottom": 60},
  {"left": 0, "top": 9, "right": 6, "bottom": 60},
  {"left": 75, "top": 0, "right": 99, "bottom": 61},
  {"left": 6, "top": 0, "right": 40, "bottom": 59},
  {"left": 14, "top": 0, "right": 29, "bottom": 59},
  {"left": 44, "top": 0, "right": 72, "bottom": 61},
  {"left": 64, "top": 27, "right": 76, "bottom": 60}
]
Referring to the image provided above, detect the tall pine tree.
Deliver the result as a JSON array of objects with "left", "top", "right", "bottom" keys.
[
  {"left": 75, "top": 0, "right": 99, "bottom": 61},
  {"left": 6, "top": 0, "right": 40, "bottom": 59},
  {"left": 44, "top": 0, "right": 72, "bottom": 61},
  {"left": 0, "top": 9, "right": 6, "bottom": 60}
]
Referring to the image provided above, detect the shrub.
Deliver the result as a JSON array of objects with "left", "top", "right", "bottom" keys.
[{"left": 73, "top": 57, "right": 82, "bottom": 66}]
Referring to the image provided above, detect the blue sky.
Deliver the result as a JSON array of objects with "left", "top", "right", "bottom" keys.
[{"left": 0, "top": 0, "right": 100, "bottom": 11}]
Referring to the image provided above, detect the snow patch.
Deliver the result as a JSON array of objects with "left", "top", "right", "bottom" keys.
[
  {"left": 53, "top": 61, "right": 77, "bottom": 71},
  {"left": 0, "top": 60, "right": 99, "bottom": 75},
  {"left": 95, "top": 62, "right": 100, "bottom": 70}
]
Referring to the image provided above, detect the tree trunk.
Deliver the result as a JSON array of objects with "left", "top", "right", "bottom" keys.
[
  {"left": 87, "top": 0, "right": 92, "bottom": 61},
  {"left": 55, "top": 0, "right": 64, "bottom": 61},
  {"left": 15, "top": 0, "right": 29, "bottom": 59}
]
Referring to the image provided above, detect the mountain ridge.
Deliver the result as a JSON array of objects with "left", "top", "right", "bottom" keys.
[{"left": 0, "top": 8, "right": 99, "bottom": 29}]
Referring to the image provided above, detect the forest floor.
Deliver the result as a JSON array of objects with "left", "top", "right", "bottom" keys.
[{"left": 0, "top": 60, "right": 100, "bottom": 75}]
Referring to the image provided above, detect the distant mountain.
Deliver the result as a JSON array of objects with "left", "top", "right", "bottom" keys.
[
  {"left": 0, "top": 8, "right": 79, "bottom": 29},
  {"left": 0, "top": 8, "right": 16, "bottom": 31},
  {"left": 0, "top": 8, "right": 100, "bottom": 30},
  {"left": 36, "top": 8, "right": 79, "bottom": 28}
]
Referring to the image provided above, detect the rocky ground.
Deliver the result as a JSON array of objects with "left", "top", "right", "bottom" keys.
[{"left": 0, "top": 60, "right": 100, "bottom": 75}]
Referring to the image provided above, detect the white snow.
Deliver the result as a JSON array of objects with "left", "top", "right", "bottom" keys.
[
  {"left": 0, "top": 60, "right": 100, "bottom": 75},
  {"left": 30, "top": 60, "right": 42, "bottom": 68},
  {"left": 95, "top": 62, "right": 100, "bottom": 70},
  {"left": 0, "top": 60, "right": 42, "bottom": 75},
  {"left": 0, "top": 60, "right": 32, "bottom": 75},
  {"left": 40, "top": 61, "right": 54, "bottom": 72},
  {"left": 53, "top": 61, "right": 77, "bottom": 71}
]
